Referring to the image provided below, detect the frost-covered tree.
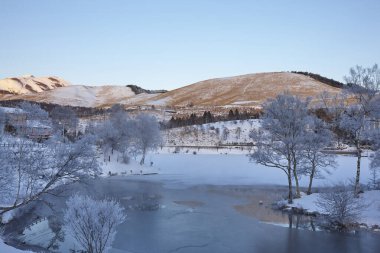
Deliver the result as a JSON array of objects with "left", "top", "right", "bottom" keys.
[
  {"left": 97, "top": 107, "right": 132, "bottom": 161},
  {"left": 0, "top": 135, "right": 99, "bottom": 216},
  {"left": 344, "top": 64, "right": 380, "bottom": 109},
  {"left": 50, "top": 106, "right": 78, "bottom": 139},
  {"left": 131, "top": 114, "right": 162, "bottom": 165},
  {"left": 250, "top": 94, "right": 310, "bottom": 203},
  {"left": 338, "top": 64, "right": 380, "bottom": 195},
  {"left": 64, "top": 195, "right": 126, "bottom": 253},
  {"left": 339, "top": 105, "right": 370, "bottom": 195},
  {"left": 18, "top": 101, "right": 49, "bottom": 120},
  {"left": 301, "top": 117, "right": 336, "bottom": 195}
]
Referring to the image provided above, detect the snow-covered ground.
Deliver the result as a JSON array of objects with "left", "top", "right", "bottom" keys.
[
  {"left": 287, "top": 191, "right": 380, "bottom": 227},
  {"left": 99, "top": 152, "right": 159, "bottom": 176},
  {"left": 164, "top": 119, "right": 261, "bottom": 146}
]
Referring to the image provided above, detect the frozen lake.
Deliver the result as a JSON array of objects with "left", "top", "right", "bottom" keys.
[
  {"left": 11, "top": 153, "right": 380, "bottom": 253},
  {"left": 143, "top": 153, "right": 373, "bottom": 188}
]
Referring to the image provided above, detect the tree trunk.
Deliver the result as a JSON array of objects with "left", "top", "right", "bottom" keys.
[
  {"left": 355, "top": 147, "right": 362, "bottom": 197},
  {"left": 293, "top": 162, "right": 301, "bottom": 198},
  {"left": 307, "top": 162, "right": 316, "bottom": 195},
  {"left": 140, "top": 147, "right": 146, "bottom": 165},
  {"left": 287, "top": 164, "right": 293, "bottom": 204}
]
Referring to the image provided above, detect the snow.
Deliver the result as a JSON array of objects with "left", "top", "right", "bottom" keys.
[
  {"left": 1, "top": 210, "right": 15, "bottom": 223},
  {"left": 0, "top": 240, "right": 33, "bottom": 253},
  {"left": 19, "top": 218, "right": 55, "bottom": 248},
  {"left": 231, "top": 100, "right": 255, "bottom": 105},
  {"left": 0, "top": 76, "right": 69, "bottom": 95},
  {"left": 0, "top": 106, "right": 24, "bottom": 114},
  {"left": 287, "top": 191, "right": 380, "bottom": 227},
  {"left": 145, "top": 97, "right": 171, "bottom": 106},
  {"left": 99, "top": 152, "right": 159, "bottom": 176},
  {"left": 49, "top": 85, "right": 136, "bottom": 107}
]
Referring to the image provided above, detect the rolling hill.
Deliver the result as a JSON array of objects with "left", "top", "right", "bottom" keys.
[
  {"left": 0, "top": 72, "right": 343, "bottom": 108},
  {"left": 147, "top": 72, "right": 343, "bottom": 107}
]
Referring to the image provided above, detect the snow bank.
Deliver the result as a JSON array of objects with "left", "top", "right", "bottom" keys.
[{"left": 287, "top": 191, "right": 380, "bottom": 227}]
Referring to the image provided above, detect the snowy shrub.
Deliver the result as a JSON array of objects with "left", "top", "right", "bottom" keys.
[
  {"left": 64, "top": 195, "right": 126, "bottom": 253},
  {"left": 316, "top": 185, "right": 367, "bottom": 230}
]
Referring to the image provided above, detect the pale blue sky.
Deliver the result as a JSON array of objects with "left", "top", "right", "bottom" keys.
[{"left": 1, "top": 0, "right": 379, "bottom": 90}]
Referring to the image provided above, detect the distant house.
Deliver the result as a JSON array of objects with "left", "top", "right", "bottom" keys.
[{"left": 0, "top": 106, "right": 52, "bottom": 139}]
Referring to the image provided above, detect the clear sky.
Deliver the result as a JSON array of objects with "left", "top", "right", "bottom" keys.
[{"left": 1, "top": 0, "right": 379, "bottom": 90}]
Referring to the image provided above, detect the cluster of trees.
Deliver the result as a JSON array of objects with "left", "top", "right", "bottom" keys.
[
  {"left": 167, "top": 109, "right": 260, "bottom": 128},
  {"left": 251, "top": 64, "right": 380, "bottom": 203},
  {"left": 250, "top": 94, "right": 335, "bottom": 203},
  {"left": 94, "top": 104, "right": 162, "bottom": 165}
]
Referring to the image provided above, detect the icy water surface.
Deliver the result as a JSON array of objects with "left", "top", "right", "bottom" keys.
[{"left": 9, "top": 154, "right": 380, "bottom": 253}]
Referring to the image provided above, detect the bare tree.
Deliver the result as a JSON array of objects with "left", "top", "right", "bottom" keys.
[
  {"left": 64, "top": 195, "right": 126, "bottom": 253},
  {"left": 340, "top": 64, "right": 380, "bottom": 196},
  {"left": 250, "top": 94, "right": 310, "bottom": 203},
  {"left": 131, "top": 114, "right": 162, "bottom": 165},
  {"left": 0, "top": 135, "right": 99, "bottom": 216},
  {"left": 316, "top": 185, "right": 366, "bottom": 231},
  {"left": 301, "top": 117, "right": 336, "bottom": 195}
]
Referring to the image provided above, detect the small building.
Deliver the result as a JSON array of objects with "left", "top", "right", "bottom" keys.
[{"left": 0, "top": 106, "right": 52, "bottom": 139}]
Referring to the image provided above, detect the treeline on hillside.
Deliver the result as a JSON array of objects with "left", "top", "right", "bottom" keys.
[
  {"left": 126, "top": 84, "right": 167, "bottom": 94},
  {"left": 165, "top": 109, "right": 261, "bottom": 128},
  {"left": 291, "top": 71, "right": 345, "bottom": 88}
]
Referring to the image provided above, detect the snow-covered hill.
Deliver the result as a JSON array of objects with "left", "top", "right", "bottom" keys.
[
  {"left": 1, "top": 85, "right": 162, "bottom": 108},
  {"left": 0, "top": 75, "right": 70, "bottom": 95},
  {"left": 0, "top": 72, "right": 342, "bottom": 108}
]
